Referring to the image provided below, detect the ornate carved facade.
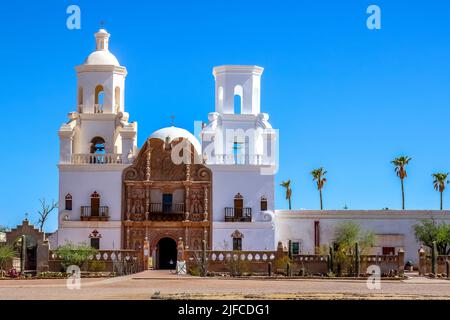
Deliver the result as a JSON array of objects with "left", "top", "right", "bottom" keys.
[{"left": 122, "top": 137, "right": 212, "bottom": 268}]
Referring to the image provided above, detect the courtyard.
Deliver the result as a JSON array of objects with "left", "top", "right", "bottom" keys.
[{"left": 1, "top": 270, "right": 450, "bottom": 300}]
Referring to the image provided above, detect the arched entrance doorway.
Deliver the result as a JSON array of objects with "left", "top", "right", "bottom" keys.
[{"left": 156, "top": 237, "right": 177, "bottom": 269}]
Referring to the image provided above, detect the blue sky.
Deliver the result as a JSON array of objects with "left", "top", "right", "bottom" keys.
[{"left": 0, "top": 1, "right": 450, "bottom": 232}]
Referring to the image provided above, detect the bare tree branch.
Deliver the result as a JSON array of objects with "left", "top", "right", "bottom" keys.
[{"left": 37, "top": 198, "right": 58, "bottom": 232}]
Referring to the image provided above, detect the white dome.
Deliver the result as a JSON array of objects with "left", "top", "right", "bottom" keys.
[
  {"left": 84, "top": 50, "right": 120, "bottom": 66},
  {"left": 150, "top": 126, "right": 202, "bottom": 155}
]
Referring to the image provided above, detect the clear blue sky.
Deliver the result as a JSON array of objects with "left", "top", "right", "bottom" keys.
[{"left": 1, "top": 1, "right": 450, "bottom": 232}]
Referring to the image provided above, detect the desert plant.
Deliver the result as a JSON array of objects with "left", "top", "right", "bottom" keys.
[
  {"left": 432, "top": 241, "right": 438, "bottom": 275},
  {"left": 88, "top": 260, "right": 106, "bottom": 272},
  {"left": 274, "top": 255, "right": 292, "bottom": 274},
  {"left": 311, "top": 167, "right": 327, "bottom": 210},
  {"left": 280, "top": 180, "right": 292, "bottom": 210},
  {"left": 0, "top": 245, "right": 16, "bottom": 274},
  {"left": 432, "top": 173, "right": 450, "bottom": 210},
  {"left": 391, "top": 156, "right": 412, "bottom": 209},
  {"left": 53, "top": 242, "right": 98, "bottom": 270},
  {"left": 332, "top": 221, "right": 375, "bottom": 276},
  {"left": 354, "top": 242, "right": 360, "bottom": 276},
  {"left": 227, "top": 252, "right": 250, "bottom": 277},
  {"left": 188, "top": 265, "right": 201, "bottom": 276},
  {"left": 413, "top": 219, "right": 450, "bottom": 255}
]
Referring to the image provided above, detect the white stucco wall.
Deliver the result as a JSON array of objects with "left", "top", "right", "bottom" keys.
[
  {"left": 275, "top": 210, "right": 450, "bottom": 264},
  {"left": 54, "top": 221, "right": 121, "bottom": 249},
  {"left": 213, "top": 222, "right": 275, "bottom": 251},
  {"left": 210, "top": 165, "right": 274, "bottom": 222},
  {"left": 58, "top": 166, "right": 127, "bottom": 222}
]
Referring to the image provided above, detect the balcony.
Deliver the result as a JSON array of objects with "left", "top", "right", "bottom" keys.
[
  {"left": 81, "top": 206, "right": 109, "bottom": 221},
  {"left": 70, "top": 154, "right": 123, "bottom": 164},
  {"left": 149, "top": 202, "right": 185, "bottom": 214},
  {"left": 224, "top": 207, "right": 252, "bottom": 222},
  {"left": 128, "top": 203, "right": 186, "bottom": 222}
]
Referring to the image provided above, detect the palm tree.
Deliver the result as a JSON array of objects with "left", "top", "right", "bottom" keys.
[
  {"left": 391, "top": 156, "right": 412, "bottom": 210},
  {"left": 432, "top": 172, "right": 449, "bottom": 210},
  {"left": 311, "top": 167, "right": 327, "bottom": 210},
  {"left": 280, "top": 180, "right": 292, "bottom": 210}
]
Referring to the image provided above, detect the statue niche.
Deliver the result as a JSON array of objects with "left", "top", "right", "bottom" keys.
[
  {"left": 189, "top": 189, "right": 204, "bottom": 221},
  {"left": 130, "top": 188, "right": 146, "bottom": 214}
]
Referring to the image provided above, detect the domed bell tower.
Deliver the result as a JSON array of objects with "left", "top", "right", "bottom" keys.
[{"left": 75, "top": 29, "right": 126, "bottom": 115}]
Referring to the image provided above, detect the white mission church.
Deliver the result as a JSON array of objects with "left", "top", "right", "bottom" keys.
[{"left": 49, "top": 29, "right": 450, "bottom": 267}]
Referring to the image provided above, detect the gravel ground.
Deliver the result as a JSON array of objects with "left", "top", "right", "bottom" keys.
[{"left": 1, "top": 270, "right": 450, "bottom": 300}]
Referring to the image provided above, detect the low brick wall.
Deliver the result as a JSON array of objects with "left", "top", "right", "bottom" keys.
[
  {"left": 185, "top": 250, "right": 279, "bottom": 274},
  {"left": 418, "top": 249, "right": 450, "bottom": 275},
  {"left": 183, "top": 244, "right": 404, "bottom": 276},
  {"left": 49, "top": 250, "right": 142, "bottom": 273},
  {"left": 360, "top": 253, "right": 404, "bottom": 274}
]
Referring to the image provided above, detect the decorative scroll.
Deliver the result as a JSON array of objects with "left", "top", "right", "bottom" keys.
[{"left": 203, "top": 186, "right": 209, "bottom": 221}]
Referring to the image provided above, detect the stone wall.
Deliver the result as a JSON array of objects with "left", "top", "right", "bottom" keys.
[
  {"left": 418, "top": 248, "right": 450, "bottom": 275},
  {"left": 48, "top": 249, "right": 142, "bottom": 273}
]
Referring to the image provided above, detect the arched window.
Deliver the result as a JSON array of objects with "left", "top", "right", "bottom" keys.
[
  {"left": 260, "top": 196, "right": 267, "bottom": 211},
  {"left": 90, "top": 137, "right": 106, "bottom": 154},
  {"left": 231, "top": 230, "right": 243, "bottom": 251},
  {"left": 90, "top": 191, "right": 100, "bottom": 217},
  {"left": 114, "top": 87, "right": 120, "bottom": 113},
  {"left": 89, "top": 229, "right": 102, "bottom": 249},
  {"left": 233, "top": 85, "right": 243, "bottom": 114},
  {"left": 94, "top": 85, "right": 104, "bottom": 113},
  {"left": 65, "top": 194, "right": 72, "bottom": 211}
]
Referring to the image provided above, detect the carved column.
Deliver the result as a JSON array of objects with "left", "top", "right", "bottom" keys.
[
  {"left": 185, "top": 186, "right": 190, "bottom": 221},
  {"left": 186, "top": 164, "right": 191, "bottom": 181},
  {"left": 145, "top": 148, "right": 151, "bottom": 181},
  {"left": 184, "top": 227, "right": 189, "bottom": 250},
  {"left": 145, "top": 185, "right": 150, "bottom": 220},
  {"left": 203, "top": 185, "right": 208, "bottom": 221},
  {"left": 126, "top": 184, "right": 132, "bottom": 220},
  {"left": 126, "top": 227, "right": 131, "bottom": 249}
]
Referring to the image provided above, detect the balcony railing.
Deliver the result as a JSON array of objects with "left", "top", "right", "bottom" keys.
[
  {"left": 149, "top": 203, "right": 185, "bottom": 214},
  {"left": 81, "top": 206, "right": 109, "bottom": 221},
  {"left": 224, "top": 207, "right": 252, "bottom": 222},
  {"left": 70, "top": 154, "right": 123, "bottom": 164}
]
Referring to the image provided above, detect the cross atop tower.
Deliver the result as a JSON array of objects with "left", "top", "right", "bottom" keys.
[{"left": 170, "top": 115, "right": 175, "bottom": 126}]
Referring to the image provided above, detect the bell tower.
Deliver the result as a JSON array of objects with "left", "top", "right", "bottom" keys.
[
  {"left": 75, "top": 29, "right": 126, "bottom": 115},
  {"left": 56, "top": 29, "right": 137, "bottom": 250},
  {"left": 201, "top": 65, "right": 277, "bottom": 252}
]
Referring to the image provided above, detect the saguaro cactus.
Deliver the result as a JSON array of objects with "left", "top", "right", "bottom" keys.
[
  {"left": 328, "top": 246, "right": 334, "bottom": 273},
  {"left": 288, "top": 240, "right": 293, "bottom": 259},
  {"left": 354, "top": 242, "right": 360, "bottom": 277},
  {"left": 431, "top": 241, "right": 437, "bottom": 276},
  {"left": 201, "top": 239, "right": 207, "bottom": 277}
]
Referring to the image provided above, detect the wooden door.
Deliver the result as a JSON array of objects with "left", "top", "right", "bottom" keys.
[
  {"left": 234, "top": 194, "right": 243, "bottom": 219},
  {"left": 91, "top": 191, "right": 100, "bottom": 216}
]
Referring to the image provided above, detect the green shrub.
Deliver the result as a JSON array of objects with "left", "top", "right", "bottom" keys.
[
  {"left": 53, "top": 242, "right": 98, "bottom": 270},
  {"left": 0, "top": 245, "right": 16, "bottom": 273},
  {"left": 188, "top": 265, "right": 201, "bottom": 276},
  {"left": 89, "top": 260, "right": 106, "bottom": 272}
]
